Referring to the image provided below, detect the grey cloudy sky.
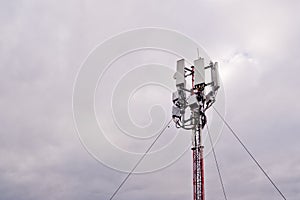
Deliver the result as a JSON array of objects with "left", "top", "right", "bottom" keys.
[{"left": 1, "top": 0, "right": 300, "bottom": 200}]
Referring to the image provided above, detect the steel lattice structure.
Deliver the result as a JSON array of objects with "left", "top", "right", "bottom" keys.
[{"left": 172, "top": 58, "right": 220, "bottom": 200}]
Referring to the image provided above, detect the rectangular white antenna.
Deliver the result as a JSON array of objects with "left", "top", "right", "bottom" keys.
[
  {"left": 194, "top": 58, "right": 205, "bottom": 86},
  {"left": 188, "top": 94, "right": 199, "bottom": 110},
  {"left": 211, "top": 62, "right": 220, "bottom": 91},
  {"left": 175, "top": 59, "right": 186, "bottom": 88}
]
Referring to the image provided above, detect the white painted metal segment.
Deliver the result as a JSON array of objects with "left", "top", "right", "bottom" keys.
[
  {"left": 194, "top": 58, "right": 205, "bottom": 86},
  {"left": 175, "top": 59, "right": 186, "bottom": 88},
  {"left": 188, "top": 94, "right": 199, "bottom": 110},
  {"left": 211, "top": 62, "right": 220, "bottom": 91}
]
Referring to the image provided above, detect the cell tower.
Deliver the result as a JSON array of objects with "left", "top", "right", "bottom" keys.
[{"left": 172, "top": 57, "right": 220, "bottom": 200}]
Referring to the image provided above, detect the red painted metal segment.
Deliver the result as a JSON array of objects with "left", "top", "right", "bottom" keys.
[{"left": 200, "top": 147, "right": 205, "bottom": 200}]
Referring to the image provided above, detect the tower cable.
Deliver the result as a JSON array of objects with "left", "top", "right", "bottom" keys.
[
  {"left": 108, "top": 118, "right": 173, "bottom": 200},
  {"left": 206, "top": 124, "right": 228, "bottom": 200},
  {"left": 213, "top": 107, "right": 287, "bottom": 200}
]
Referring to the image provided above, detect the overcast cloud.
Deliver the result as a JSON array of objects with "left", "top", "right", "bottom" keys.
[{"left": 1, "top": 0, "right": 300, "bottom": 200}]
